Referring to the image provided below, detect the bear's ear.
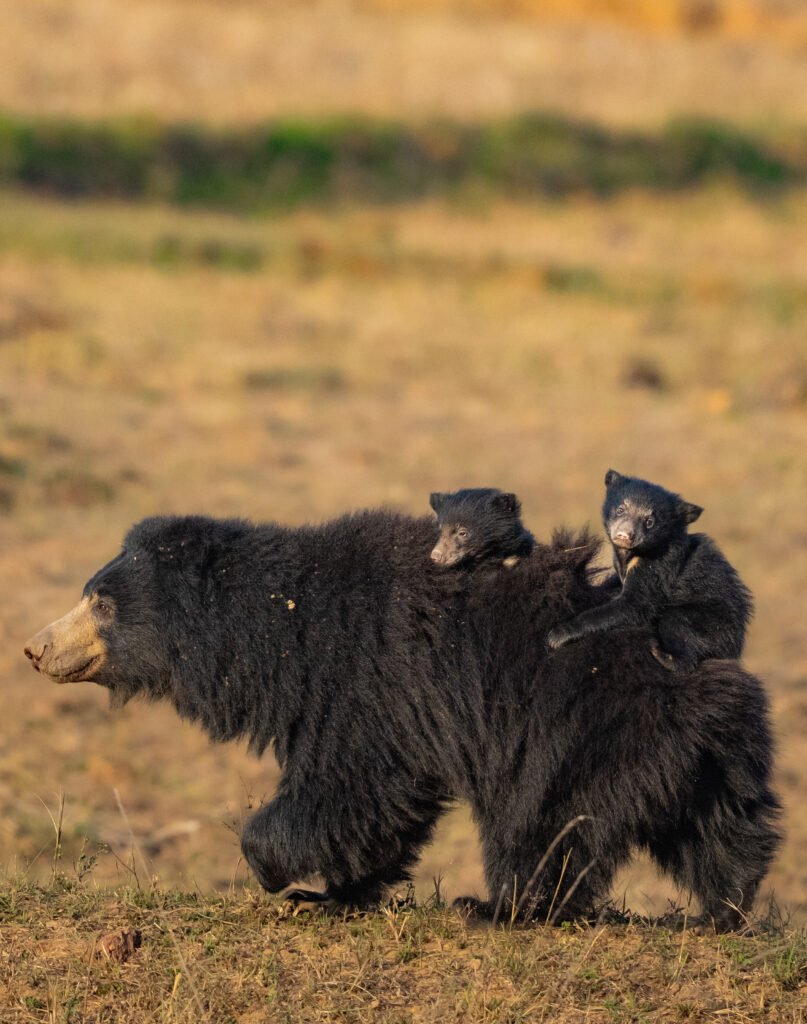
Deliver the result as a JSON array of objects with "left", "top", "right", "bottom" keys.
[
  {"left": 680, "top": 500, "right": 703, "bottom": 524},
  {"left": 429, "top": 492, "right": 446, "bottom": 514},
  {"left": 492, "top": 492, "right": 520, "bottom": 516},
  {"left": 604, "top": 469, "right": 623, "bottom": 488}
]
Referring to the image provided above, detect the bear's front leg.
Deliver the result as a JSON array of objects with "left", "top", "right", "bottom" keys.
[
  {"left": 240, "top": 795, "right": 319, "bottom": 895},
  {"left": 242, "top": 783, "right": 446, "bottom": 911}
]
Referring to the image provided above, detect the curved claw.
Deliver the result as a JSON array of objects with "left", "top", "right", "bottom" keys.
[
  {"left": 281, "top": 888, "right": 368, "bottom": 917},
  {"left": 650, "top": 641, "right": 677, "bottom": 672},
  {"left": 453, "top": 895, "right": 495, "bottom": 919},
  {"left": 283, "top": 888, "right": 329, "bottom": 903},
  {"left": 280, "top": 888, "right": 337, "bottom": 915}
]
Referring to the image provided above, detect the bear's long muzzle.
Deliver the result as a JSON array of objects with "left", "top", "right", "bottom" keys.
[{"left": 24, "top": 598, "right": 107, "bottom": 683}]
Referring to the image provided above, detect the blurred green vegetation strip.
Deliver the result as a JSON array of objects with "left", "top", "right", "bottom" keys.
[{"left": 0, "top": 112, "right": 802, "bottom": 208}]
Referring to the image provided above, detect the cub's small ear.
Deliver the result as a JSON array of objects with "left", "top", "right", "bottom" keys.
[
  {"left": 429, "top": 492, "right": 445, "bottom": 514},
  {"left": 680, "top": 500, "right": 703, "bottom": 524},
  {"left": 604, "top": 469, "right": 623, "bottom": 488},
  {"left": 492, "top": 492, "right": 520, "bottom": 515}
]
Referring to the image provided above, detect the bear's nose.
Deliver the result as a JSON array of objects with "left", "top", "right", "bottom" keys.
[
  {"left": 430, "top": 548, "right": 444, "bottom": 564},
  {"left": 613, "top": 530, "right": 634, "bottom": 547},
  {"left": 24, "top": 639, "right": 47, "bottom": 664}
]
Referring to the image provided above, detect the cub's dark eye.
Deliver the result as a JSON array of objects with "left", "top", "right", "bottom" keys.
[
  {"left": 95, "top": 599, "right": 113, "bottom": 616},
  {"left": 616, "top": 505, "right": 625, "bottom": 516},
  {"left": 456, "top": 528, "right": 469, "bottom": 541},
  {"left": 645, "top": 516, "right": 655, "bottom": 529}
]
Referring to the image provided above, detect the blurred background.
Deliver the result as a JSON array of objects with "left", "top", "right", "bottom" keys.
[{"left": 0, "top": 0, "right": 805, "bottom": 921}]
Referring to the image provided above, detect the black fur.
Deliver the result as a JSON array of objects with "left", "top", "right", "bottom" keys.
[
  {"left": 429, "top": 488, "right": 535, "bottom": 568},
  {"left": 81, "top": 511, "right": 779, "bottom": 929},
  {"left": 547, "top": 471, "right": 753, "bottom": 671}
]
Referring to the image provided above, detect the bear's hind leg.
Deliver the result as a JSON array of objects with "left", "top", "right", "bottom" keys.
[
  {"left": 650, "top": 816, "right": 779, "bottom": 932},
  {"left": 458, "top": 812, "right": 623, "bottom": 925},
  {"left": 648, "top": 754, "right": 781, "bottom": 932}
]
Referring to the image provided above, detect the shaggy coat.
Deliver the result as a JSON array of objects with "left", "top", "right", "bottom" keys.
[{"left": 32, "top": 511, "right": 781, "bottom": 929}]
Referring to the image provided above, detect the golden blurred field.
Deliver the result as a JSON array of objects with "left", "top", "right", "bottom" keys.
[
  {"left": 1, "top": 0, "right": 806, "bottom": 952},
  {"left": 3, "top": 0, "right": 807, "bottom": 126}
]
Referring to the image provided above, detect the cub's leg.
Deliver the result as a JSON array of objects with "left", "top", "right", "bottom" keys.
[{"left": 654, "top": 607, "right": 728, "bottom": 670}]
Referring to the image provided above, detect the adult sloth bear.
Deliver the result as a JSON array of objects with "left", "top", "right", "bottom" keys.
[{"left": 24, "top": 511, "right": 780, "bottom": 930}]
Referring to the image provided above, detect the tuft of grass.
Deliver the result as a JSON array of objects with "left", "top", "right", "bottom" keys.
[{"left": 772, "top": 938, "right": 807, "bottom": 991}]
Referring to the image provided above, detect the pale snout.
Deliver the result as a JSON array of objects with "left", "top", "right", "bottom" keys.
[
  {"left": 23, "top": 598, "right": 107, "bottom": 683},
  {"left": 23, "top": 631, "right": 50, "bottom": 669},
  {"left": 609, "top": 518, "right": 637, "bottom": 549}
]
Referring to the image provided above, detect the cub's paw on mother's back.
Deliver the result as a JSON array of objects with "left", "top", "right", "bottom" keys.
[{"left": 546, "top": 624, "right": 574, "bottom": 651}]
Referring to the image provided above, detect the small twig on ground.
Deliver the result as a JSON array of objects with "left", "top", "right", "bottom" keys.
[
  {"left": 549, "top": 859, "right": 596, "bottom": 925},
  {"left": 545, "top": 848, "right": 573, "bottom": 925},
  {"left": 113, "top": 788, "right": 150, "bottom": 892},
  {"left": 492, "top": 882, "right": 508, "bottom": 928},
  {"left": 34, "top": 791, "right": 65, "bottom": 882},
  {"left": 513, "top": 815, "right": 591, "bottom": 920}
]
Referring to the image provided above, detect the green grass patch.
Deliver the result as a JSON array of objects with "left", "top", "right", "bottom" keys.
[{"left": 0, "top": 112, "right": 802, "bottom": 210}]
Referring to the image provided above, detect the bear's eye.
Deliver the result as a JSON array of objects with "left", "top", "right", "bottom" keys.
[
  {"left": 616, "top": 505, "right": 625, "bottom": 516},
  {"left": 456, "top": 527, "right": 469, "bottom": 541},
  {"left": 645, "top": 516, "right": 655, "bottom": 529},
  {"left": 95, "top": 599, "right": 113, "bottom": 617}
]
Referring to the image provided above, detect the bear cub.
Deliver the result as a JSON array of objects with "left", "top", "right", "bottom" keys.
[
  {"left": 429, "top": 488, "right": 535, "bottom": 569},
  {"left": 546, "top": 469, "right": 753, "bottom": 670}
]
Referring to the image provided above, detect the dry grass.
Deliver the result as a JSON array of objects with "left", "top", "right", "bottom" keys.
[
  {"left": 0, "top": 186, "right": 806, "bottom": 926},
  {"left": 1, "top": 876, "right": 806, "bottom": 1023},
  {"left": 4, "top": 0, "right": 807, "bottom": 128}
]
